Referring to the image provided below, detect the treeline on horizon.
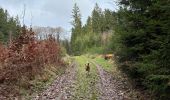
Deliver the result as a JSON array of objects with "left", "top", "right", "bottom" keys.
[{"left": 70, "top": 1, "right": 170, "bottom": 99}]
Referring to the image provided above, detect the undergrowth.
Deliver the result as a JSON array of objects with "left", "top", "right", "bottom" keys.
[{"left": 0, "top": 26, "right": 65, "bottom": 98}]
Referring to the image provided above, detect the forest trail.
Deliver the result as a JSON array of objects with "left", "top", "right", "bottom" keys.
[{"left": 32, "top": 55, "right": 145, "bottom": 100}]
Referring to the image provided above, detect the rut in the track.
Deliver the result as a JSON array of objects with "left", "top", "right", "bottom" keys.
[
  {"left": 33, "top": 62, "right": 77, "bottom": 100},
  {"left": 93, "top": 62, "right": 139, "bottom": 100}
]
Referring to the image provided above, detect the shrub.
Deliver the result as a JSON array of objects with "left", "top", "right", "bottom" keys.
[{"left": 0, "top": 26, "right": 61, "bottom": 84}]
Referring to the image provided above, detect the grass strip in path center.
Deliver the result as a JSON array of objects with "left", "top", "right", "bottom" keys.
[{"left": 72, "top": 56, "right": 99, "bottom": 100}]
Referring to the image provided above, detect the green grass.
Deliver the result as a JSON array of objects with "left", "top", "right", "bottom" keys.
[
  {"left": 73, "top": 56, "right": 99, "bottom": 100},
  {"left": 93, "top": 56, "right": 116, "bottom": 72}
]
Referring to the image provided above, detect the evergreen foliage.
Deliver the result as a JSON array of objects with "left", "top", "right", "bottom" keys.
[
  {"left": 0, "top": 8, "right": 21, "bottom": 43},
  {"left": 71, "top": 3, "right": 116, "bottom": 55},
  {"left": 111, "top": 0, "right": 170, "bottom": 99},
  {"left": 71, "top": 3, "right": 82, "bottom": 55}
]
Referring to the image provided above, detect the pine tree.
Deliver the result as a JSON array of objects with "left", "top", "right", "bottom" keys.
[
  {"left": 91, "top": 3, "right": 103, "bottom": 33},
  {"left": 103, "top": 9, "right": 116, "bottom": 31},
  {"left": 113, "top": 0, "right": 170, "bottom": 99},
  {"left": 71, "top": 3, "right": 82, "bottom": 55}
]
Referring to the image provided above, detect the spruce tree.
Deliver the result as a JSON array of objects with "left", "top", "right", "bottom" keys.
[
  {"left": 71, "top": 3, "right": 82, "bottom": 55},
  {"left": 114, "top": 0, "right": 170, "bottom": 99}
]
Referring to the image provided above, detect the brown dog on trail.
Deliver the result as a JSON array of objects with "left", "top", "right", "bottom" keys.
[{"left": 85, "top": 63, "right": 90, "bottom": 73}]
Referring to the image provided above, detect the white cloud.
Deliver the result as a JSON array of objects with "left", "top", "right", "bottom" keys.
[{"left": 0, "top": 0, "right": 118, "bottom": 31}]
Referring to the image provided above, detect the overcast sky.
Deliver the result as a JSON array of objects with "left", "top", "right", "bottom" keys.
[{"left": 0, "top": 0, "right": 118, "bottom": 31}]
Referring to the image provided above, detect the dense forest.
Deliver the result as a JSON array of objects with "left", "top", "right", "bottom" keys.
[
  {"left": 114, "top": 0, "right": 170, "bottom": 99},
  {"left": 70, "top": 1, "right": 170, "bottom": 99},
  {"left": 71, "top": 3, "right": 116, "bottom": 55}
]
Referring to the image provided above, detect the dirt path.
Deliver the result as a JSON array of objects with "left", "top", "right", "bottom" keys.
[
  {"left": 32, "top": 56, "right": 144, "bottom": 100},
  {"left": 92, "top": 61, "right": 138, "bottom": 100},
  {"left": 33, "top": 62, "right": 77, "bottom": 100}
]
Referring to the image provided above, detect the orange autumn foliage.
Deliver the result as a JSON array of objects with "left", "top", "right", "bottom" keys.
[{"left": 0, "top": 26, "right": 62, "bottom": 83}]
